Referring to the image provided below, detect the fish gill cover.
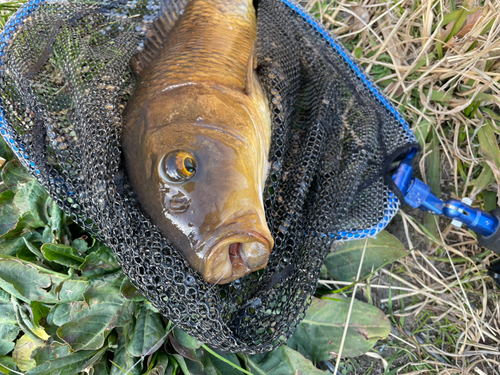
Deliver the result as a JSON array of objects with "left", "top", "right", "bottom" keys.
[{"left": 0, "top": 0, "right": 418, "bottom": 353}]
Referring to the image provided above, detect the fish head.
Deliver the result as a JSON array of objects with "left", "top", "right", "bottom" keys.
[{"left": 123, "top": 85, "right": 274, "bottom": 284}]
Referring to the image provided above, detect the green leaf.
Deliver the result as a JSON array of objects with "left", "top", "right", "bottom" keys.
[
  {"left": 325, "top": 230, "right": 406, "bottom": 281},
  {"left": 41, "top": 243, "right": 85, "bottom": 268},
  {"left": 56, "top": 289, "right": 125, "bottom": 351},
  {"left": 203, "top": 346, "right": 249, "bottom": 375},
  {"left": 110, "top": 330, "right": 140, "bottom": 375},
  {"left": 471, "top": 93, "right": 500, "bottom": 106},
  {"left": 0, "top": 191, "right": 17, "bottom": 237},
  {"left": 170, "top": 350, "right": 248, "bottom": 375},
  {"left": 0, "top": 231, "right": 42, "bottom": 256},
  {"left": 80, "top": 245, "right": 120, "bottom": 277},
  {"left": 88, "top": 354, "right": 111, "bottom": 375},
  {"left": 170, "top": 334, "right": 202, "bottom": 366},
  {"left": 408, "top": 54, "right": 433, "bottom": 75},
  {"left": 0, "top": 137, "right": 13, "bottom": 161},
  {"left": 0, "top": 257, "right": 55, "bottom": 303},
  {"left": 30, "top": 301, "right": 51, "bottom": 327},
  {"left": 26, "top": 346, "right": 108, "bottom": 375},
  {"left": 412, "top": 120, "right": 431, "bottom": 148},
  {"left": 0, "top": 303, "right": 19, "bottom": 342},
  {"left": 143, "top": 352, "right": 169, "bottom": 375},
  {"left": 143, "top": 302, "right": 159, "bottom": 316},
  {"left": 57, "top": 314, "right": 114, "bottom": 352},
  {"left": 23, "top": 238, "right": 44, "bottom": 260},
  {"left": 47, "top": 201, "right": 66, "bottom": 243},
  {"left": 12, "top": 328, "right": 49, "bottom": 372},
  {"left": 482, "top": 107, "right": 500, "bottom": 121},
  {"left": 0, "top": 355, "right": 19, "bottom": 375},
  {"left": 127, "top": 305, "right": 166, "bottom": 357},
  {"left": 0, "top": 302, "right": 17, "bottom": 326},
  {"left": 0, "top": 257, "right": 88, "bottom": 303},
  {"left": 53, "top": 275, "right": 125, "bottom": 351},
  {"left": 0, "top": 236, "right": 27, "bottom": 256},
  {"left": 48, "top": 304, "right": 71, "bottom": 327},
  {"left": 0, "top": 324, "right": 19, "bottom": 344},
  {"left": 0, "top": 290, "right": 9, "bottom": 302},
  {"left": 41, "top": 226, "right": 54, "bottom": 245},
  {"left": 441, "top": 9, "right": 462, "bottom": 26},
  {"left": 483, "top": 190, "right": 497, "bottom": 213},
  {"left": 0, "top": 212, "right": 43, "bottom": 241},
  {"left": 478, "top": 121, "right": 500, "bottom": 170},
  {"left": 443, "top": 8, "right": 468, "bottom": 43},
  {"left": 71, "top": 238, "right": 89, "bottom": 253},
  {"left": 182, "top": 352, "right": 208, "bottom": 375},
  {"left": 120, "top": 277, "right": 146, "bottom": 301},
  {"left": 171, "top": 354, "right": 191, "bottom": 375},
  {"left": 1, "top": 160, "right": 32, "bottom": 193},
  {"left": 423, "top": 88, "right": 453, "bottom": 103},
  {"left": 472, "top": 164, "right": 494, "bottom": 196},
  {"left": 165, "top": 362, "right": 175, "bottom": 375},
  {"left": 172, "top": 328, "right": 203, "bottom": 350},
  {"left": 12, "top": 180, "right": 50, "bottom": 227},
  {"left": 0, "top": 340, "right": 14, "bottom": 356},
  {"left": 287, "top": 297, "right": 391, "bottom": 361},
  {"left": 84, "top": 272, "right": 124, "bottom": 301},
  {"left": 246, "top": 345, "right": 329, "bottom": 375},
  {"left": 353, "top": 47, "right": 363, "bottom": 59},
  {"left": 33, "top": 341, "right": 71, "bottom": 367},
  {"left": 114, "top": 300, "right": 138, "bottom": 328},
  {"left": 53, "top": 277, "right": 89, "bottom": 304}
]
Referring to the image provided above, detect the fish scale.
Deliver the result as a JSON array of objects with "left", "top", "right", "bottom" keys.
[{"left": 132, "top": 0, "right": 255, "bottom": 98}]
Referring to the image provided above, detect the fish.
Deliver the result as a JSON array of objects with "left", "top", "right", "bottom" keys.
[{"left": 122, "top": 0, "right": 274, "bottom": 284}]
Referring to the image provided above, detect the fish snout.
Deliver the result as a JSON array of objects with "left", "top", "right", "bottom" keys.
[{"left": 202, "top": 226, "right": 274, "bottom": 284}]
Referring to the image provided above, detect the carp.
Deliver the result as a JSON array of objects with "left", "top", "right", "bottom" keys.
[{"left": 122, "top": 0, "right": 274, "bottom": 284}]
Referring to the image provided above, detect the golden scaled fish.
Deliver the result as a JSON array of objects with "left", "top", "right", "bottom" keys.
[{"left": 122, "top": 0, "right": 274, "bottom": 284}]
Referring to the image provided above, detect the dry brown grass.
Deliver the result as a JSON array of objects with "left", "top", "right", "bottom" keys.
[{"left": 307, "top": 0, "right": 500, "bottom": 373}]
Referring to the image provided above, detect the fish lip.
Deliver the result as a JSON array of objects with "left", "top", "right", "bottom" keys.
[
  {"left": 199, "top": 215, "right": 273, "bottom": 255},
  {"left": 221, "top": 230, "right": 270, "bottom": 250},
  {"left": 204, "top": 229, "right": 272, "bottom": 264},
  {"left": 200, "top": 224, "right": 273, "bottom": 284}
]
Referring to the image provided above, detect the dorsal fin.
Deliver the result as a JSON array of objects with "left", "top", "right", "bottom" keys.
[
  {"left": 244, "top": 41, "right": 257, "bottom": 96},
  {"left": 131, "top": 0, "right": 187, "bottom": 76}
]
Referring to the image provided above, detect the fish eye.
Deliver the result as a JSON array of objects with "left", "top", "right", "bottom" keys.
[{"left": 159, "top": 150, "right": 197, "bottom": 183}]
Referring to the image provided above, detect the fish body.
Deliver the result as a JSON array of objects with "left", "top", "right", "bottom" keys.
[{"left": 122, "top": 0, "right": 274, "bottom": 284}]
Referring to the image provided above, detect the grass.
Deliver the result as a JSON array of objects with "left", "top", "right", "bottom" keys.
[{"left": 306, "top": 0, "right": 500, "bottom": 373}]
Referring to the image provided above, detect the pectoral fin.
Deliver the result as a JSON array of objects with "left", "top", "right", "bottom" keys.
[{"left": 245, "top": 42, "right": 258, "bottom": 96}]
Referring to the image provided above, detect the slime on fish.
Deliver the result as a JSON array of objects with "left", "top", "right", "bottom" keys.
[{"left": 122, "top": 0, "right": 274, "bottom": 284}]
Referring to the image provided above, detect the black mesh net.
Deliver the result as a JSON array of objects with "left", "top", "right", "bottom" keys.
[{"left": 0, "top": 0, "right": 418, "bottom": 353}]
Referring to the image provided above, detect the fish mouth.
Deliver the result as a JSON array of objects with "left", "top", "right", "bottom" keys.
[{"left": 201, "top": 229, "right": 273, "bottom": 284}]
